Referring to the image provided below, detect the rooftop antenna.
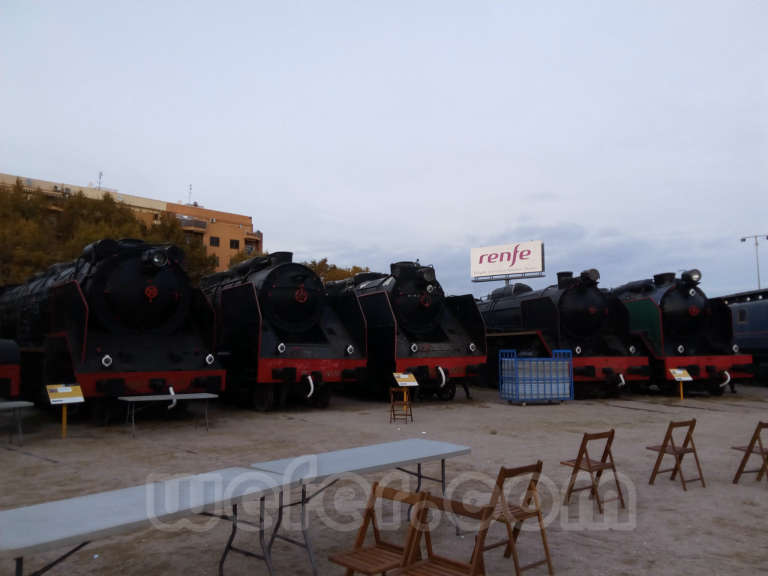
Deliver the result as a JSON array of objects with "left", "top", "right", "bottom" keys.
[
  {"left": 97, "top": 171, "right": 103, "bottom": 191},
  {"left": 188, "top": 184, "right": 192, "bottom": 205}
]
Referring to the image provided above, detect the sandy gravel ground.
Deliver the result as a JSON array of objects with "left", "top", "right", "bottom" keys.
[{"left": 1, "top": 384, "right": 767, "bottom": 575}]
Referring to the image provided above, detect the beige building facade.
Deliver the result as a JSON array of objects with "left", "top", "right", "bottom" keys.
[{"left": 0, "top": 172, "right": 263, "bottom": 272}]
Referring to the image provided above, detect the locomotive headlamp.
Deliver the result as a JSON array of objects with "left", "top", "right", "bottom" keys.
[
  {"left": 688, "top": 289, "right": 696, "bottom": 297},
  {"left": 682, "top": 269, "right": 702, "bottom": 284},
  {"left": 410, "top": 343, "right": 419, "bottom": 354},
  {"left": 426, "top": 284, "right": 435, "bottom": 294},
  {"left": 628, "top": 345, "right": 637, "bottom": 355},
  {"left": 732, "top": 344, "right": 740, "bottom": 353},
  {"left": 205, "top": 353, "right": 215, "bottom": 365},
  {"left": 468, "top": 342, "right": 477, "bottom": 353},
  {"left": 345, "top": 344, "right": 355, "bottom": 355},
  {"left": 101, "top": 354, "right": 113, "bottom": 368},
  {"left": 677, "top": 344, "right": 685, "bottom": 354},
  {"left": 277, "top": 342, "right": 287, "bottom": 354},
  {"left": 150, "top": 250, "right": 168, "bottom": 268},
  {"left": 574, "top": 346, "right": 582, "bottom": 355}
]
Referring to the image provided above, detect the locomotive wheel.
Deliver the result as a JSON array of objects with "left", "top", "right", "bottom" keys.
[
  {"left": 436, "top": 381, "right": 456, "bottom": 401},
  {"left": 251, "top": 383, "right": 276, "bottom": 411}
]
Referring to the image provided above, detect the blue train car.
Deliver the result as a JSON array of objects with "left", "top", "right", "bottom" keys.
[{"left": 724, "top": 289, "right": 768, "bottom": 382}]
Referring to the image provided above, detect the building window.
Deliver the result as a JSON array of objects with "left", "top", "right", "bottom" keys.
[
  {"left": 153, "top": 214, "right": 159, "bottom": 221},
  {"left": 230, "top": 239, "right": 240, "bottom": 250},
  {"left": 210, "top": 236, "right": 220, "bottom": 247}
]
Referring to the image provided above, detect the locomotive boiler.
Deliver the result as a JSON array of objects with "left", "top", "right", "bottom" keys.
[
  {"left": 0, "top": 239, "right": 225, "bottom": 399},
  {"left": 328, "top": 261, "right": 486, "bottom": 399},
  {"left": 479, "top": 269, "right": 650, "bottom": 396},
  {"left": 612, "top": 269, "right": 752, "bottom": 394},
  {"left": 200, "top": 252, "right": 367, "bottom": 409}
]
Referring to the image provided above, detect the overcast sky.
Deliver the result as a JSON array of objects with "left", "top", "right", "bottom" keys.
[{"left": 2, "top": 1, "right": 766, "bottom": 297}]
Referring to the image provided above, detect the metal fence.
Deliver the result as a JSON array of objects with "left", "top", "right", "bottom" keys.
[{"left": 499, "top": 350, "right": 574, "bottom": 404}]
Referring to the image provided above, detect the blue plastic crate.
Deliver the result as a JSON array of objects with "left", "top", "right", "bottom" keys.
[{"left": 499, "top": 350, "right": 574, "bottom": 403}]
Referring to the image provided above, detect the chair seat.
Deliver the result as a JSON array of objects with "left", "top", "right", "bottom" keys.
[
  {"left": 646, "top": 444, "right": 696, "bottom": 455},
  {"left": 492, "top": 501, "right": 538, "bottom": 523},
  {"left": 560, "top": 457, "right": 612, "bottom": 471},
  {"left": 732, "top": 445, "right": 768, "bottom": 455},
  {"left": 328, "top": 544, "right": 403, "bottom": 574},
  {"left": 401, "top": 558, "right": 471, "bottom": 576}
]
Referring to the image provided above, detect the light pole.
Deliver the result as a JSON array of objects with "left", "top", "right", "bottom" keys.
[{"left": 740, "top": 234, "right": 768, "bottom": 290}]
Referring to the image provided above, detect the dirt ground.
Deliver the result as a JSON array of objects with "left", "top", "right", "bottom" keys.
[{"left": 2, "top": 384, "right": 767, "bottom": 575}]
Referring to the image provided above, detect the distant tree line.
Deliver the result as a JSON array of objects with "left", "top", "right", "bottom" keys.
[
  {"left": 302, "top": 258, "right": 370, "bottom": 282},
  {"left": 228, "top": 253, "right": 369, "bottom": 283},
  {"left": 0, "top": 179, "right": 217, "bottom": 285}
]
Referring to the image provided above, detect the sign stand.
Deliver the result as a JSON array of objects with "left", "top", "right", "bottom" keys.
[
  {"left": 46, "top": 384, "right": 85, "bottom": 439},
  {"left": 669, "top": 369, "right": 693, "bottom": 400},
  {"left": 390, "top": 373, "right": 418, "bottom": 424}
]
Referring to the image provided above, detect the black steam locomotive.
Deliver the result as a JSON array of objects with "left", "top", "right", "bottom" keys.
[
  {"left": 0, "top": 239, "right": 225, "bottom": 399},
  {"left": 0, "top": 339, "right": 20, "bottom": 398},
  {"left": 328, "top": 261, "right": 486, "bottom": 399},
  {"left": 479, "top": 269, "right": 650, "bottom": 395},
  {"left": 723, "top": 289, "right": 768, "bottom": 382},
  {"left": 613, "top": 269, "right": 752, "bottom": 394},
  {"left": 201, "top": 252, "right": 367, "bottom": 409}
]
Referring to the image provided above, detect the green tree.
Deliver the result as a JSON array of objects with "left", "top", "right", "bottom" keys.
[
  {"left": 303, "top": 258, "right": 370, "bottom": 282},
  {"left": 228, "top": 249, "right": 266, "bottom": 269},
  {"left": 0, "top": 182, "right": 217, "bottom": 285}
]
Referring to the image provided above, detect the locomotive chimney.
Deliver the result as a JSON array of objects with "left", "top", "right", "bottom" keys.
[
  {"left": 557, "top": 271, "right": 574, "bottom": 289},
  {"left": 390, "top": 261, "right": 418, "bottom": 278},
  {"left": 269, "top": 252, "right": 293, "bottom": 266},
  {"left": 653, "top": 272, "right": 675, "bottom": 285}
]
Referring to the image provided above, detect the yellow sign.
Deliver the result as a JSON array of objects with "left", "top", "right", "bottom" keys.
[
  {"left": 393, "top": 373, "right": 419, "bottom": 387},
  {"left": 669, "top": 369, "right": 693, "bottom": 382},
  {"left": 46, "top": 384, "right": 85, "bottom": 405}
]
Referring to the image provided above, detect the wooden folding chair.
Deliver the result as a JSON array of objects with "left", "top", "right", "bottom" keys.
[
  {"left": 400, "top": 494, "right": 494, "bottom": 576},
  {"left": 329, "top": 482, "right": 427, "bottom": 575},
  {"left": 482, "top": 461, "right": 554, "bottom": 575},
  {"left": 646, "top": 419, "right": 705, "bottom": 491},
  {"left": 732, "top": 421, "right": 768, "bottom": 484},
  {"left": 561, "top": 429, "right": 625, "bottom": 514}
]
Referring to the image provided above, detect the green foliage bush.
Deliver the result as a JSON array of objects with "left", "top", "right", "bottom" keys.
[{"left": 0, "top": 179, "right": 217, "bottom": 285}]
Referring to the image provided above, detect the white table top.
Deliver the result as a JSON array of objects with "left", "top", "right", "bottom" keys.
[
  {"left": 0, "top": 401, "right": 34, "bottom": 411},
  {"left": 250, "top": 439, "right": 471, "bottom": 483},
  {"left": 0, "top": 467, "right": 289, "bottom": 558},
  {"left": 117, "top": 393, "right": 218, "bottom": 402}
]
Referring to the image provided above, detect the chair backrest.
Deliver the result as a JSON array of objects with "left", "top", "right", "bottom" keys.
[
  {"left": 491, "top": 460, "right": 544, "bottom": 515},
  {"left": 352, "top": 482, "right": 428, "bottom": 557},
  {"left": 413, "top": 494, "right": 494, "bottom": 575},
  {"left": 574, "top": 429, "right": 615, "bottom": 467},
  {"left": 662, "top": 419, "right": 697, "bottom": 450}
]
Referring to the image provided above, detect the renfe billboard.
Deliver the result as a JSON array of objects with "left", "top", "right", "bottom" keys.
[{"left": 471, "top": 241, "right": 544, "bottom": 279}]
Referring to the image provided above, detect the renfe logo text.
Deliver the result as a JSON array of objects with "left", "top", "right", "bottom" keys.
[{"left": 477, "top": 244, "right": 531, "bottom": 268}]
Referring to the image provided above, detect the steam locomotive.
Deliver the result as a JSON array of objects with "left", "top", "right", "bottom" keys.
[
  {"left": 723, "top": 289, "right": 768, "bottom": 382},
  {"left": 0, "top": 239, "right": 225, "bottom": 399},
  {"left": 612, "top": 269, "right": 752, "bottom": 394},
  {"left": 479, "top": 269, "right": 650, "bottom": 396},
  {"left": 327, "top": 261, "right": 486, "bottom": 399},
  {"left": 0, "top": 339, "right": 20, "bottom": 398},
  {"left": 201, "top": 252, "right": 367, "bottom": 409}
]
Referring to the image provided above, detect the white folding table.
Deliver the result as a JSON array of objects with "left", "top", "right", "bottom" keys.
[
  {"left": 231, "top": 439, "right": 471, "bottom": 576},
  {"left": 0, "top": 467, "right": 291, "bottom": 576},
  {"left": 118, "top": 392, "right": 218, "bottom": 436}
]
